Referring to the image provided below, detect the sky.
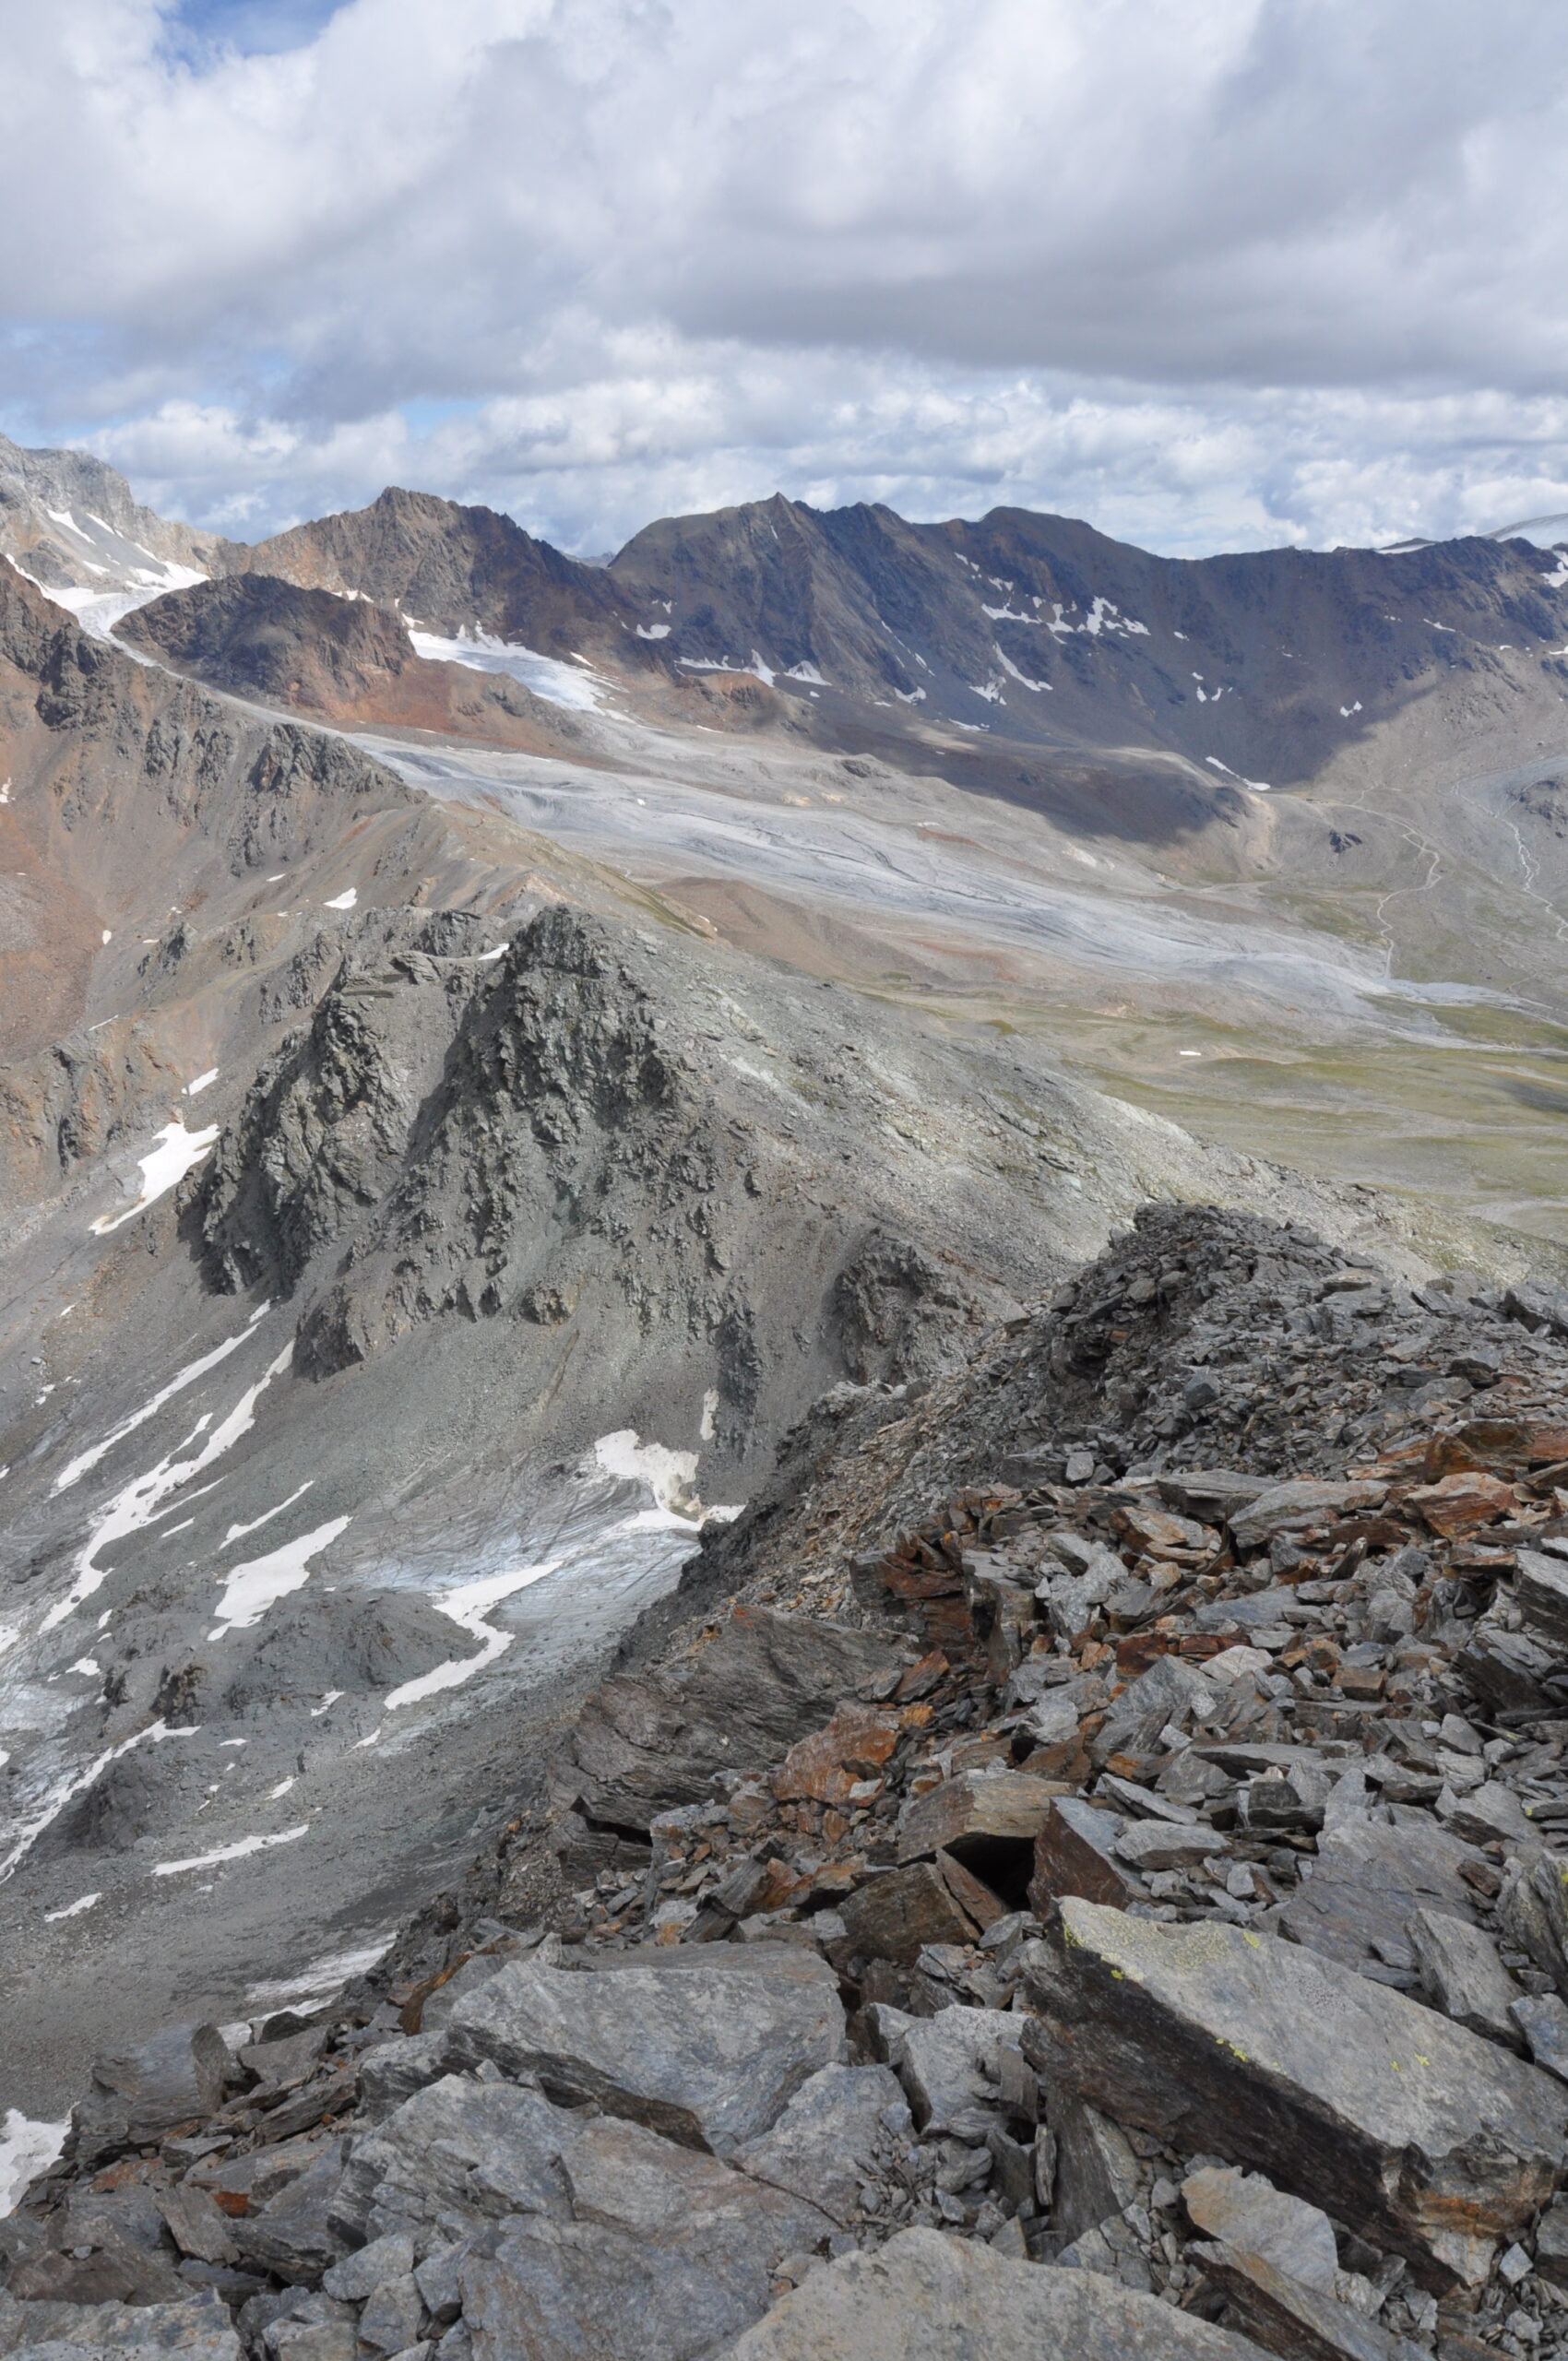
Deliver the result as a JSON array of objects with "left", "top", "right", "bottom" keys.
[{"left": 5, "top": 0, "right": 1568, "bottom": 556}]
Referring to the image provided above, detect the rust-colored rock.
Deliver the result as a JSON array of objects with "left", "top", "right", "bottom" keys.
[
  {"left": 1406, "top": 1472, "right": 1515, "bottom": 1536},
  {"left": 838, "top": 1862, "right": 979, "bottom": 1964},
  {"left": 772, "top": 1703, "right": 904, "bottom": 1806},
  {"left": 1028, "top": 1797, "right": 1144, "bottom": 1915}
]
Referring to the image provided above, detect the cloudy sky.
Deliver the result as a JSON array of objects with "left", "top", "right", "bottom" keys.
[{"left": 5, "top": 0, "right": 1568, "bottom": 554}]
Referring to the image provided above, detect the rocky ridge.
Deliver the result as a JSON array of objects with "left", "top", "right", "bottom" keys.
[{"left": 12, "top": 1207, "right": 1568, "bottom": 2357}]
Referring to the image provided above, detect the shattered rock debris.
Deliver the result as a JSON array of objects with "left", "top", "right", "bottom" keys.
[{"left": 11, "top": 1204, "right": 1568, "bottom": 2357}]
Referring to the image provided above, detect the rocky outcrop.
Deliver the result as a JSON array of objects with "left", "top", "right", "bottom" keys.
[{"left": 14, "top": 1209, "right": 1568, "bottom": 2358}]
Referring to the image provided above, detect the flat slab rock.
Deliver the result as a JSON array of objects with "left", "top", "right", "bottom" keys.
[
  {"left": 442, "top": 1941, "right": 844, "bottom": 2154},
  {"left": 714, "top": 2225, "right": 1270, "bottom": 2359},
  {"left": 0, "top": 2286, "right": 240, "bottom": 2355},
  {"left": 1021, "top": 1897, "right": 1568, "bottom": 2290}
]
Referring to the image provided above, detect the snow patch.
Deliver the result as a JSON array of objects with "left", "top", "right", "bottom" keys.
[
  {"left": 43, "top": 1342, "right": 292, "bottom": 1630},
  {"left": 410, "top": 629, "right": 607, "bottom": 710},
  {"left": 184, "top": 1069, "right": 219, "bottom": 1097},
  {"left": 636, "top": 623, "right": 671, "bottom": 639},
  {"left": 44, "top": 1892, "right": 100, "bottom": 1921},
  {"left": 0, "top": 2113, "right": 68, "bottom": 2216},
  {"left": 89, "top": 1121, "right": 219, "bottom": 1235},
  {"left": 383, "top": 1559, "right": 564, "bottom": 1713},
  {"left": 223, "top": 1481, "right": 314, "bottom": 1548},
  {"left": 593, "top": 1430, "right": 703, "bottom": 1518},
  {"left": 53, "top": 1310, "right": 270, "bottom": 1497},
  {"left": 245, "top": 1938, "right": 394, "bottom": 2010},
  {"left": 323, "top": 886, "right": 358, "bottom": 910},
  {"left": 154, "top": 1825, "right": 309, "bottom": 1878},
  {"left": 208, "top": 1514, "right": 351, "bottom": 1638}
]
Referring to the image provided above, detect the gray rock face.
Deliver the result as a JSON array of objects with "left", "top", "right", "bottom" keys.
[
  {"left": 442, "top": 1945, "right": 843, "bottom": 2154},
  {"left": 713, "top": 2225, "right": 1269, "bottom": 2359},
  {"left": 560, "top": 1607, "right": 901, "bottom": 1835},
  {"left": 732, "top": 2064, "right": 906, "bottom": 2226},
  {"left": 867, "top": 2001, "right": 1021, "bottom": 2135},
  {"left": 327, "top": 2072, "right": 830, "bottom": 2361},
  {"left": 1021, "top": 1897, "right": 1568, "bottom": 2289},
  {"left": 0, "top": 2284, "right": 242, "bottom": 2355},
  {"left": 70, "top": 2023, "right": 228, "bottom": 2165}
]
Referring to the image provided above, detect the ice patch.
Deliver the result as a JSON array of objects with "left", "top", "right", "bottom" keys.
[
  {"left": 44, "top": 1892, "right": 100, "bottom": 1922},
  {"left": 90, "top": 1121, "right": 219, "bottom": 1235},
  {"left": 636, "top": 623, "right": 671, "bottom": 639},
  {"left": 153, "top": 1825, "right": 309, "bottom": 1878},
  {"left": 1339, "top": 701, "right": 1363, "bottom": 717},
  {"left": 383, "top": 1558, "right": 564, "bottom": 1713},
  {"left": 184, "top": 1069, "right": 219, "bottom": 1097},
  {"left": 223, "top": 1481, "right": 314, "bottom": 1548},
  {"left": 268, "top": 1777, "right": 294, "bottom": 1799},
  {"left": 208, "top": 1514, "right": 351, "bottom": 1638},
  {"left": 66, "top": 1658, "right": 100, "bottom": 1678},
  {"left": 310, "top": 1690, "right": 342, "bottom": 1716},
  {"left": 410, "top": 629, "right": 607, "bottom": 711},
  {"left": 245, "top": 1937, "right": 394, "bottom": 2010},
  {"left": 784, "top": 661, "right": 827, "bottom": 685},
  {"left": 0, "top": 2112, "right": 68, "bottom": 2216},
  {"left": 995, "top": 645, "right": 1051, "bottom": 694},
  {"left": 43, "top": 1343, "right": 293, "bottom": 1631},
  {"left": 323, "top": 886, "right": 358, "bottom": 910}
]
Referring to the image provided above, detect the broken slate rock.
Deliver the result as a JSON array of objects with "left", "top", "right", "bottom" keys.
[
  {"left": 837, "top": 1862, "right": 978, "bottom": 1964},
  {"left": 1496, "top": 1851, "right": 1568, "bottom": 1999},
  {"left": 1020, "top": 1897, "right": 1568, "bottom": 2289},
  {"left": 1191, "top": 2238, "right": 1429, "bottom": 2361},
  {"left": 1277, "top": 1817, "right": 1481, "bottom": 1978},
  {"left": 443, "top": 1943, "right": 843, "bottom": 2155},
  {"left": 0, "top": 2286, "right": 243, "bottom": 2356},
  {"left": 732, "top": 2064, "right": 905, "bottom": 2226},
  {"left": 1510, "top": 1991, "right": 1568, "bottom": 2083},
  {"left": 1029, "top": 1796, "right": 1144, "bottom": 1915},
  {"left": 227, "top": 2147, "right": 349, "bottom": 2285},
  {"left": 1113, "top": 1819, "right": 1229, "bottom": 1872},
  {"left": 715, "top": 2225, "right": 1269, "bottom": 2360},
  {"left": 1182, "top": 2166, "right": 1340, "bottom": 2292},
  {"left": 1047, "top": 2091, "right": 1142, "bottom": 2245},
  {"left": 1406, "top": 1909, "right": 1523, "bottom": 2047},
  {"left": 1515, "top": 1548, "right": 1568, "bottom": 1652},
  {"left": 867, "top": 2002, "right": 1022, "bottom": 2134}
]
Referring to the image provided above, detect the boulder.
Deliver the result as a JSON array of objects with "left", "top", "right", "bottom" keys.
[
  {"left": 1048, "top": 2093, "right": 1141, "bottom": 2244},
  {"left": 732, "top": 2064, "right": 906, "bottom": 2225},
  {"left": 1511, "top": 1991, "right": 1568, "bottom": 2082},
  {"left": 1496, "top": 1850, "right": 1568, "bottom": 1998},
  {"left": 228, "top": 2148, "right": 348, "bottom": 2285},
  {"left": 714, "top": 2225, "right": 1269, "bottom": 2358},
  {"left": 837, "top": 1863, "right": 978, "bottom": 1963},
  {"left": 455, "top": 2108, "right": 832, "bottom": 2361},
  {"left": 1229, "top": 1482, "right": 1384, "bottom": 1553},
  {"left": 561, "top": 1607, "right": 900, "bottom": 1833},
  {"left": 895, "top": 1771, "right": 1056, "bottom": 1907},
  {"left": 1182, "top": 2166, "right": 1339, "bottom": 2291},
  {"left": 1113, "top": 1820, "right": 1229, "bottom": 1872},
  {"left": 443, "top": 1944, "right": 843, "bottom": 2155},
  {"left": 0, "top": 2285, "right": 243, "bottom": 2355},
  {"left": 1029, "top": 1797, "right": 1144, "bottom": 1914},
  {"left": 1406, "top": 1909, "right": 1522, "bottom": 2047},
  {"left": 1276, "top": 1817, "right": 1480, "bottom": 1977},
  {"left": 1191, "top": 2238, "right": 1430, "bottom": 2361},
  {"left": 1021, "top": 1897, "right": 1568, "bottom": 2289},
  {"left": 771, "top": 1704, "right": 903, "bottom": 1806},
  {"left": 70, "top": 2023, "right": 229, "bottom": 2165}
]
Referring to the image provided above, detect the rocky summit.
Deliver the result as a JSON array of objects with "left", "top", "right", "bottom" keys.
[{"left": 8, "top": 1206, "right": 1568, "bottom": 2358}]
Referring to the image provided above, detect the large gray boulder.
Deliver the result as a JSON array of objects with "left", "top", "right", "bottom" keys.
[
  {"left": 329, "top": 2072, "right": 831, "bottom": 2361},
  {"left": 714, "top": 2225, "right": 1269, "bottom": 2358},
  {"left": 69, "top": 2023, "right": 229, "bottom": 2165},
  {"left": 1021, "top": 1898, "right": 1568, "bottom": 2291},
  {"left": 442, "top": 1944, "right": 844, "bottom": 2154}
]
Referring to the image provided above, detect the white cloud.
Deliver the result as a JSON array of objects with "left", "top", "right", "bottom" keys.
[{"left": 6, "top": 1, "right": 1568, "bottom": 552}]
